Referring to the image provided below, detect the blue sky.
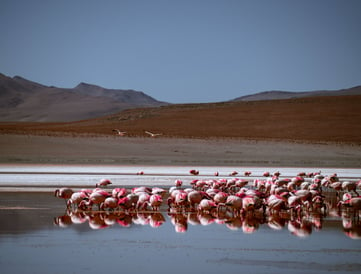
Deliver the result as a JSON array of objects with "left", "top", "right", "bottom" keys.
[{"left": 1, "top": 0, "right": 360, "bottom": 103}]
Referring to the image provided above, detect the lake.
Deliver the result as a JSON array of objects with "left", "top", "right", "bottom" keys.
[{"left": 0, "top": 165, "right": 360, "bottom": 274}]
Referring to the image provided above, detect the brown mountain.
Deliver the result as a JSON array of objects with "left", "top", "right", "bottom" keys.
[
  {"left": 1, "top": 94, "right": 361, "bottom": 143},
  {"left": 232, "top": 85, "right": 361, "bottom": 101},
  {"left": 0, "top": 73, "right": 168, "bottom": 122}
]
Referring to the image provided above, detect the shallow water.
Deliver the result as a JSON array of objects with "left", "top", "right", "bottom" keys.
[{"left": 0, "top": 165, "right": 361, "bottom": 274}]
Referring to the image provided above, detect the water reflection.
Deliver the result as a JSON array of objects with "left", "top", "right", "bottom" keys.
[
  {"left": 54, "top": 202, "right": 360, "bottom": 239},
  {"left": 52, "top": 172, "right": 361, "bottom": 239}
]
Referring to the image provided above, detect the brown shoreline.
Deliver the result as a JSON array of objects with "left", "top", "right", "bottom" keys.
[{"left": 1, "top": 134, "right": 360, "bottom": 167}]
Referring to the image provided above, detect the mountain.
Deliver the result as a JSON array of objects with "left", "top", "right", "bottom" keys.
[
  {"left": 232, "top": 85, "right": 361, "bottom": 101},
  {"left": 0, "top": 73, "right": 168, "bottom": 122}
]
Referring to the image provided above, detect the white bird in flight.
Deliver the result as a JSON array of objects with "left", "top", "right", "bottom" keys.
[
  {"left": 112, "top": 129, "right": 127, "bottom": 136},
  {"left": 145, "top": 131, "right": 162, "bottom": 137}
]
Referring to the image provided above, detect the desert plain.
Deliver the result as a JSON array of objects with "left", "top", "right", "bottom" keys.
[{"left": 1, "top": 94, "right": 361, "bottom": 167}]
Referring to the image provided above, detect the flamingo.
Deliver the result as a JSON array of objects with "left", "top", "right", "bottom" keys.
[
  {"left": 145, "top": 131, "right": 162, "bottom": 137},
  {"left": 273, "top": 171, "right": 281, "bottom": 177},
  {"left": 225, "top": 195, "right": 243, "bottom": 215},
  {"left": 96, "top": 178, "right": 112, "bottom": 188},
  {"left": 175, "top": 179, "right": 183, "bottom": 188},
  {"left": 187, "top": 190, "right": 203, "bottom": 209},
  {"left": 266, "top": 194, "right": 288, "bottom": 214},
  {"left": 100, "top": 197, "right": 119, "bottom": 211},
  {"left": 198, "top": 199, "right": 217, "bottom": 213},
  {"left": 112, "top": 129, "right": 126, "bottom": 136},
  {"left": 117, "top": 196, "right": 133, "bottom": 211},
  {"left": 174, "top": 192, "right": 189, "bottom": 208},
  {"left": 189, "top": 169, "right": 199, "bottom": 175},
  {"left": 88, "top": 190, "right": 110, "bottom": 210},
  {"left": 152, "top": 187, "right": 167, "bottom": 197},
  {"left": 342, "top": 181, "right": 359, "bottom": 196},
  {"left": 149, "top": 194, "right": 163, "bottom": 211},
  {"left": 54, "top": 187, "right": 74, "bottom": 205},
  {"left": 67, "top": 191, "right": 88, "bottom": 209},
  {"left": 112, "top": 188, "right": 127, "bottom": 199},
  {"left": 213, "top": 191, "right": 228, "bottom": 204},
  {"left": 263, "top": 171, "right": 270, "bottom": 177},
  {"left": 338, "top": 196, "right": 361, "bottom": 210},
  {"left": 136, "top": 193, "right": 151, "bottom": 210}
]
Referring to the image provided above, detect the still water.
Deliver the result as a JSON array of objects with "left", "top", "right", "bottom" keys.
[{"left": 0, "top": 165, "right": 360, "bottom": 274}]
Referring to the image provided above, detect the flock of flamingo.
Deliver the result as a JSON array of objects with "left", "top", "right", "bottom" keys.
[{"left": 54, "top": 169, "right": 361, "bottom": 238}]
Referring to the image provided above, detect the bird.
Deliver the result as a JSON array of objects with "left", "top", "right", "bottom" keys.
[
  {"left": 54, "top": 187, "right": 74, "bottom": 205},
  {"left": 189, "top": 169, "right": 199, "bottom": 175},
  {"left": 112, "top": 129, "right": 127, "bottom": 136},
  {"left": 145, "top": 131, "right": 162, "bottom": 137},
  {"left": 96, "top": 178, "right": 112, "bottom": 188},
  {"left": 67, "top": 191, "right": 88, "bottom": 209}
]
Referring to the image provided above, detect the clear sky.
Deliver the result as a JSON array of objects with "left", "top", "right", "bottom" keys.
[{"left": 1, "top": 0, "right": 360, "bottom": 103}]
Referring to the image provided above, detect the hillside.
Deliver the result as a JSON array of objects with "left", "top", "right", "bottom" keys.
[
  {"left": 1, "top": 94, "right": 361, "bottom": 144},
  {"left": 232, "top": 85, "right": 361, "bottom": 101},
  {"left": 0, "top": 73, "right": 167, "bottom": 122}
]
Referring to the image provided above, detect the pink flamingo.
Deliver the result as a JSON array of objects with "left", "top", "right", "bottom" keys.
[
  {"left": 225, "top": 195, "right": 243, "bottom": 215},
  {"left": 187, "top": 190, "right": 203, "bottom": 209},
  {"left": 100, "top": 197, "right": 119, "bottom": 211},
  {"left": 174, "top": 192, "right": 189, "bottom": 208},
  {"left": 96, "top": 178, "right": 112, "bottom": 188},
  {"left": 54, "top": 187, "right": 74, "bottom": 205},
  {"left": 213, "top": 191, "right": 228, "bottom": 204},
  {"left": 189, "top": 169, "right": 199, "bottom": 175},
  {"left": 342, "top": 181, "right": 359, "bottom": 196},
  {"left": 117, "top": 196, "right": 133, "bottom": 211},
  {"left": 175, "top": 179, "right": 183, "bottom": 188},
  {"left": 338, "top": 196, "right": 361, "bottom": 210},
  {"left": 88, "top": 190, "right": 110, "bottom": 210},
  {"left": 112, "top": 188, "right": 127, "bottom": 199},
  {"left": 136, "top": 193, "right": 151, "bottom": 210},
  {"left": 152, "top": 187, "right": 167, "bottom": 197},
  {"left": 132, "top": 186, "right": 152, "bottom": 194},
  {"left": 266, "top": 194, "right": 288, "bottom": 214},
  {"left": 273, "top": 171, "right": 281, "bottom": 177},
  {"left": 297, "top": 172, "right": 306, "bottom": 177},
  {"left": 244, "top": 171, "right": 252, "bottom": 176},
  {"left": 149, "top": 194, "right": 163, "bottom": 210},
  {"left": 197, "top": 199, "right": 217, "bottom": 213},
  {"left": 67, "top": 191, "right": 88, "bottom": 209}
]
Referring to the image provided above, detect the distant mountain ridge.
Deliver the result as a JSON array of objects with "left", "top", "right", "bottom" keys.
[
  {"left": 0, "top": 73, "right": 168, "bottom": 122},
  {"left": 232, "top": 85, "right": 361, "bottom": 101},
  {"left": 1, "top": 72, "right": 360, "bottom": 122}
]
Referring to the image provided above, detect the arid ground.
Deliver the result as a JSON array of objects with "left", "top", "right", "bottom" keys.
[{"left": 1, "top": 95, "right": 360, "bottom": 167}]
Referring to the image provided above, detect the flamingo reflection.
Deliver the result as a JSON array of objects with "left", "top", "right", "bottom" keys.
[{"left": 53, "top": 169, "right": 361, "bottom": 238}]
